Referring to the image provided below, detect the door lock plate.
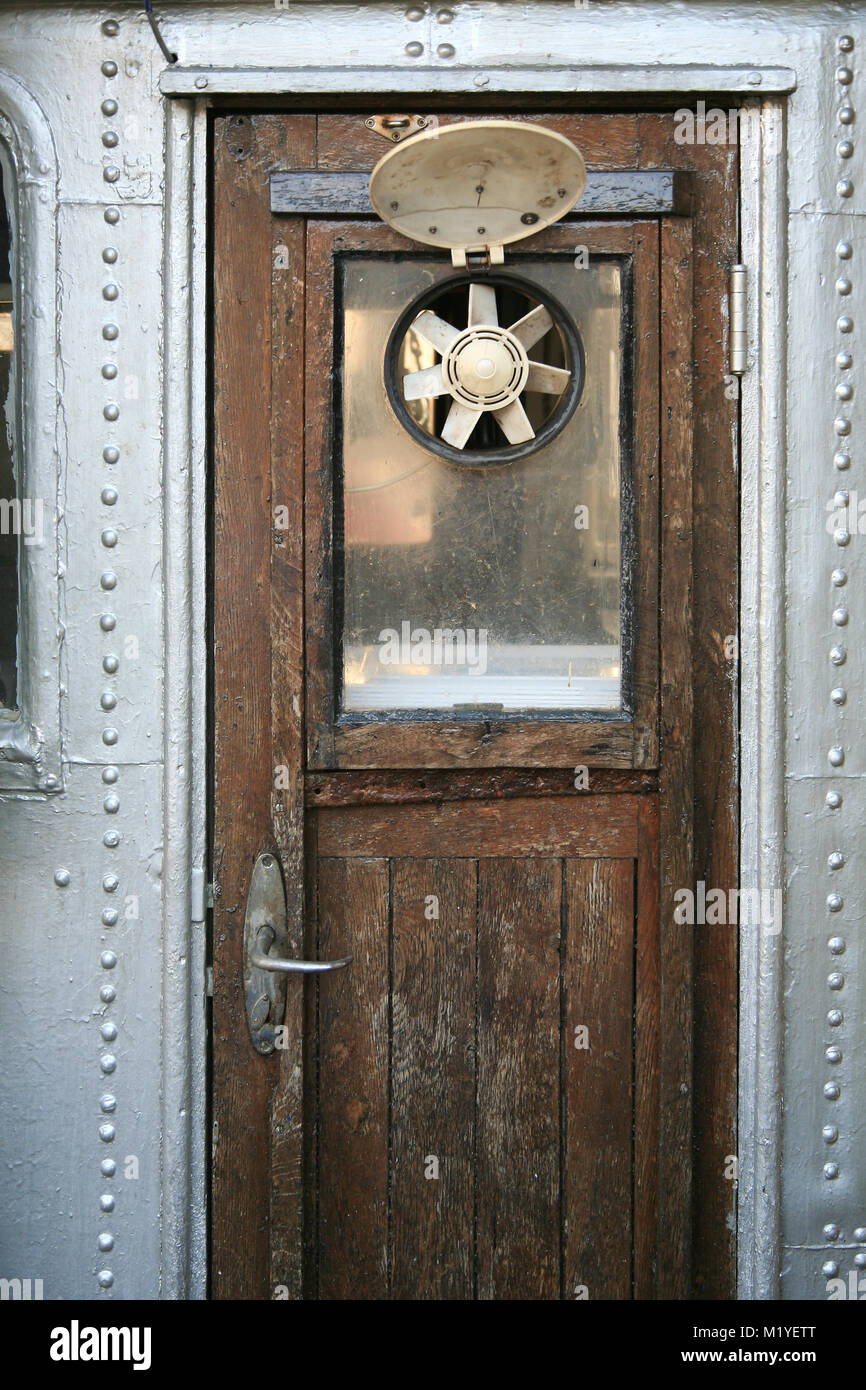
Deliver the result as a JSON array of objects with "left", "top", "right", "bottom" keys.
[{"left": 243, "top": 852, "right": 289, "bottom": 1055}]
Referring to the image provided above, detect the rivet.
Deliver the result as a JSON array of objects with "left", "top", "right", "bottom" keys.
[
  {"left": 100, "top": 1094, "right": 117, "bottom": 1114},
  {"left": 837, "top": 179, "right": 855, "bottom": 198},
  {"left": 834, "top": 417, "right": 851, "bottom": 436},
  {"left": 101, "top": 60, "right": 118, "bottom": 78},
  {"left": 103, "top": 656, "right": 119, "bottom": 675},
  {"left": 828, "top": 972, "right": 845, "bottom": 990},
  {"left": 836, "top": 240, "right": 853, "bottom": 260},
  {"left": 437, "top": 43, "right": 456, "bottom": 58},
  {"left": 836, "top": 381, "right": 853, "bottom": 400},
  {"left": 100, "top": 1194, "right": 115, "bottom": 1213},
  {"left": 103, "top": 283, "right": 119, "bottom": 302},
  {"left": 194, "top": 74, "right": 208, "bottom": 88},
  {"left": 437, "top": 7, "right": 454, "bottom": 20},
  {"left": 97, "top": 1270, "right": 114, "bottom": 1288},
  {"left": 828, "top": 851, "right": 845, "bottom": 871},
  {"left": 855, "top": 1228, "right": 866, "bottom": 1243},
  {"left": 102, "top": 487, "right": 118, "bottom": 505},
  {"left": 101, "top": 1022, "right": 118, "bottom": 1043},
  {"left": 103, "top": 831, "right": 120, "bottom": 848},
  {"left": 836, "top": 348, "right": 853, "bottom": 372},
  {"left": 102, "top": 766, "right": 119, "bottom": 784},
  {"left": 824, "top": 1081, "right": 841, "bottom": 1099},
  {"left": 100, "top": 693, "right": 117, "bottom": 713},
  {"left": 103, "top": 874, "right": 119, "bottom": 893},
  {"left": 827, "top": 893, "right": 843, "bottom": 912},
  {"left": 103, "top": 404, "right": 119, "bottom": 423},
  {"left": 101, "top": 98, "right": 119, "bottom": 117},
  {"left": 98, "top": 1233, "right": 115, "bottom": 1253},
  {"left": 839, "top": 106, "right": 856, "bottom": 126},
  {"left": 826, "top": 790, "right": 843, "bottom": 808},
  {"left": 828, "top": 746, "right": 845, "bottom": 767},
  {"left": 99, "top": 614, "right": 116, "bottom": 632},
  {"left": 824, "top": 1223, "right": 840, "bottom": 1240},
  {"left": 104, "top": 206, "right": 120, "bottom": 225},
  {"left": 100, "top": 573, "right": 117, "bottom": 592},
  {"left": 100, "top": 1054, "right": 117, "bottom": 1073},
  {"left": 102, "top": 363, "right": 118, "bottom": 380},
  {"left": 829, "top": 646, "right": 846, "bottom": 665},
  {"left": 99, "top": 1123, "right": 116, "bottom": 1142},
  {"left": 100, "top": 985, "right": 116, "bottom": 1004},
  {"left": 832, "top": 608, "right": 849, "bottom": 626},
  {"left": 824, "top": 1162, "right": 840, "bottom": 1179},
  {"left": 42, "top": 775, "right": 59, "bottom": 791},
  {"left": 826, "top": 1045, "right": 843, "bottom": 1063},
  {"left": 834, "top": 489, "right": 849, "bottom": 507},
  {"left": 101, "top": 1158, "right": 116, "bottom": 1177},
  {"left": 54, "top": 868, "right": 71, "bottom": 887},
  {"left": 838, "top": 315, "right": 854, "bottom": 332},
  {"left": 828, "top": 1008, "right": 844, "bottom": 1026},
  {"left": 831, "top": 687, "right": 847, "bottom": 705},
  {"left": 856, "top": 1253, "right": 866, "bottom": 1269},
  {"left": 406, "top": 6, "right": 425, "bottom": 19},
  {"left": 822, "top": 1260, "right": 839, "bottom": 1278},
  {"left": 838, "top": 35, "right": 855, "bottom": 52},
  {"left": 102, "top": 728, "right": 118, "bottom": 747},
  {"left": 101, "top": 528, "right": 118, "bottom": 547},
  {"left": 831, "top": 568, "right": 848, "bottom": 586},
  {"left": 837, "top": 67, "right": 854, "bottom": 86},
  {"left": 103, "top": 324, "right": 119, "bottom": 342},
  {"left": 837, "top": 139, "right": 855, "bottom": 159},
  {"left": 102, "top": 131, "right": 119, "bottom": 149},
  {"left": 101, "top": 951, "right": 118, "bottom": 972},
  {"left": 746, "top": 71, "right": 762, "bottom": 87},
  {"left": 828, "top": 934, "right": 846, "bottom": 952},
  {"left": 103, "top": 796, "right": 120, "bottom": 815},
  {"left": 103, "top": 166, "right": 121, "bottom": 184},
  {"left": 102, "top": 19, "right": 120, "bottom": 37},
  {"left": 833, "top": 528, "right": 851, "bottom": 546},
  {"left": 102, "top": 247, "right": 118, "bottom": 266},
  {"left": 836, "top": 277, "right": 853, "bottom": 296},
  {"left": 405, "top": 41, "right": 424, "bottom": 56}
]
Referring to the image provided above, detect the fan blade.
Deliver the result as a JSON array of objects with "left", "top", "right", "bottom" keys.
[
  {"left": 441, "top": 401, "right": 483, "bottom": 449},
  {"left": 403, "top": 364, "right": 450, "bottom": 401},
  {"left": 508, "top": 304, "right": 554, "bottom": 351},
  {"left": 412, "top": 310, "right": 462, "bottom": 355},
  {"left": 468, "top": 282, "right": 499, "bottom": 327},
  {"left": 525, "top": 361, "right": 571, "bottom": 394},
  {"left": 493, "top": 399, "right": 535, "bottom": 444}
]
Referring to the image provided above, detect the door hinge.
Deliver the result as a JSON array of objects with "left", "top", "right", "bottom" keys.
[
  {"left": 190, "top": 868, "right": 213, "bottom": 924},
  {"left": 729, "top": 264, "right": 747, "bottom": 375},
  {"left": 205, "top": 965, "right": 214, "bottom": 999}
]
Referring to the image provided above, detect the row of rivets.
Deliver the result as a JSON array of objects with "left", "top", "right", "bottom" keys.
[
  {"left": 403, "top": 5, "right": 455, "bottom": 59},
  {"left": 95, "top": 17, "right": 124, "bottom": 1297},
  {"left": 821, "top": 36, "right": 857, "bottom": 1270}
]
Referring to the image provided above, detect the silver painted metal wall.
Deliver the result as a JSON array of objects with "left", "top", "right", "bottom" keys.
[{"left": 0, "top": 0, "right": 862, "bottom": 1300}]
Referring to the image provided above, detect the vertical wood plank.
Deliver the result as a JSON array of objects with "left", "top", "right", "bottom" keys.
[
  {"left": 269, "top": 212, "right": 307, "bottom": 1299},
  {"left": 316, "top": 856, "right": 390, "bottom": 1299},
  {"left": 476, "top": 859, "right": 561, "bottom": 1300},
  {"left": 563, "top": 857, "right": 634, "bottom": 1300},
  {"left": 658, "top": 215, "right": 695, "bottom": 1298},
  {"left": 634, "top": 795, "right": 660, "bottom": 1299},
  {"left": 631, "top": 223, "right": 661, "bottom": 767},
  {"left": 391, "top": 859, "right": 476, "bottom": 1300},
  {"left": 211, "top": 116, "right": 278, "bottom": 1301}
]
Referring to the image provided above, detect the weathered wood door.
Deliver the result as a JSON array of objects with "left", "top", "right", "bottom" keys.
[{"left": 212, "top": 111, "right": 738, "bottom": 1300}]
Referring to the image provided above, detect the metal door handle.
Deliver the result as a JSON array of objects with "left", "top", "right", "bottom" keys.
[{"left": 251, "top": 923, "right": 352, "bottom": 975}]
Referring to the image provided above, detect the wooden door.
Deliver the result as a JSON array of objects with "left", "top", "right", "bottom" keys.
[{"left": 211, "top": 111, "right": 738, "bottom": 1301}]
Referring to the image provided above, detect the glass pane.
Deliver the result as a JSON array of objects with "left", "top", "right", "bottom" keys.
[
  {"left": 0, "top": 156, "right": 17, "bottom": 712},
  {"left": 339, "top": 254, "right": 626, "bottom": 714}
]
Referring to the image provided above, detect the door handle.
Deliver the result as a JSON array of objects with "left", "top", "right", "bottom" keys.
[
  {"left": 243, "top": 851, "right": 351, "bottom": 1054},
  {"left": 250, "top": 922, "right": 352, "bottom": 975}
]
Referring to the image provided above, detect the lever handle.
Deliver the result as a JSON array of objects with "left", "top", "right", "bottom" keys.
[{"left": 251, "top": 923, "right": 352, "bottom": 975}]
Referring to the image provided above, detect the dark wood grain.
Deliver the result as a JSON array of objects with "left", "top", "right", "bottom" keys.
[
  {"left": 476, "top": 858, "right": 561, "bottom": 1299},
  {"left": 316, "top": 796, "right": 639, "bottom": 860},
  {"left": 391, "top": 859, "right": 475, "bottom": 1299},
  {"left": 634, "top": 794, "right": 660, "bottom": 1299},
  {"left": 316, "top": 856, "right": 390, "bottom": 1299},
  {"left": 306, "top": 767, "right": 658, "bottom": 804},
  {"left": 564, "top": 857, "right": 634, "bottom": 1300}
]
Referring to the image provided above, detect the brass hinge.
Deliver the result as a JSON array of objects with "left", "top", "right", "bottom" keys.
[{"left": 730, "top": 265, "right": 747, "bottom": 375}]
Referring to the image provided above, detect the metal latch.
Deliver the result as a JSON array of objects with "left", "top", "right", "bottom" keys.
[
  {"left": 730, "top": 265, "right": 747, "bottom": 375},
  {"left": 365, "top": 114, "right": 430, "bottom": 144},
  {"left": 243, "top": 852, "right": 352, "bottom": 1055}
]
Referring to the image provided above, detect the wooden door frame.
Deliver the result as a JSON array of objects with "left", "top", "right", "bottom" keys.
[{"left": 210, "top": 108, "right": 737, "bottom": 1302}]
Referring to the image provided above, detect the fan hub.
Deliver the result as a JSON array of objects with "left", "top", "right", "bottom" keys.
[{"left": 443, "top": 326, "right": 529, "bottom": 410}]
